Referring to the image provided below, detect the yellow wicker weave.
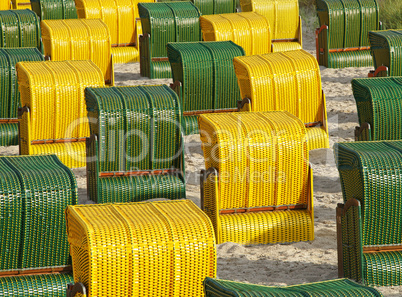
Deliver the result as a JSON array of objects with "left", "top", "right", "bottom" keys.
[
  {"left": 17, "top": 60, "right": 105, "bottom": 168},
  {"left": 240, "top": 0, "right": 302, "bottom": 52},
  {"left": 200, "top": 12, "right": 271, "bottom": 56},
  {"left": 41, "top": 19, "right": 114, "bottom": 85},
  {"left": 0, "top": 1, "right": 11, "bottom": 10},
  {"left": 234, "top": 49, "right": 329, "bottom": 150},
  {"left": 66, "top": 200, "right": 216, "bottom": 297},
  {"left": 75, "top": 0, "right": 154, "bottom": 63},
  {"left": 11, "top": 0, "right": 31, "bottom": 9},
  {"left": 199, "top": 111, "right": 314, "bottom": 244}
]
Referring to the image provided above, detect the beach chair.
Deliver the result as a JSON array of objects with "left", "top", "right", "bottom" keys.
[
  {"left": 85, "top": 85, "right": 185, "bottom": 204},
  {"left": 74, "top": 0, "right": 154, "bottom": 64},
  {"left": 30, "top": 0, "right": 77, "bottom": 20},
  {"left": 65, "top": 200, "right": 216, "bottom": 297},
  {"left": 335, "top": 140, "right": 402, "bottom": 286},
  {"left": 11, "top": 0, "right": 31, "bottom": 9},
  {"left": 0, "top": 154, "right": 77, "bottom": 296},
  {"left": 17, "top": 60, "right": 105, "bottom": 168},
  {"left": 0, "top": 1, "right": 11, "bottom": 10},
  {"left": 139, "top": 2, "right": 202, "bottom": 79},
  {"left": 315, "top": 0, "right": 380, "bottom": 68},
  {"left": 0, "top": 48, "right": 44, "bottom": 146},
  {"left": 240, "top": 0, "right": 302, "bottom": 52},
  {"left": 199, "top": 111, "right": 314, "bottom": 245},
  {"left": 353, "top": 77, "right": 402, "bottom": 141},
  {"left": 199, "top": 12, "right": 271, "bottom": 56},
  {"left": 368, "top": 29, "right": 402, "bottom": 77},
  {"left": 158, "top": 0, "right": 236, "bottom": 15},
  {"left": 41, "top": 19, "right": 114, "bottom": 85},
  {"left": 0, "top": 10, "right": 41, "bottom": 50},
  {"left": 234, "top": 49, "right": 329, "bottom": 151},
  {"left": 204, "top": 278, "right": 384, "bottom": 296},
  {"left": 167, "top": 41, "right": 245, "bottom": 135}
]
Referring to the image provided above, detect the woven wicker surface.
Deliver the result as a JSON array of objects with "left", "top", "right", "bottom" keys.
[
  {"left": 200, "top": 12, "right": 271, "bottom": 56},
  {"left": 204, "top": 277, "right": 384, "bottom": 296},
  {"left": 11, "top": 0, "right": 31, "bottom": 9},
  {"left": 17, "top": 60, "right": 105, "bottom": 168},
  {"left": 30, "top": 0, "right": 77, "bottom": 20},
  {"left": 0, "top": 1, "right": 11, "bottom": 10},
  {"left": 316, "top": 0, "right": 379, "bottom": 68},
  {"left": 352, "top": 77, "right": 402, "bottom": 141},
  {"left": 369, "top": 30, "right": 402, "bottom": 77},
  {"left": 167, "top": 41, "right": 245, "bottom": 135},
  {"left": 199, "top": 111, "right": 313, "bottom": 244},
  {"left": 0, "top": 273, "right": 74, "bottom": 296},
  {"left": 233, "top": 49, "right": 329, "bottom": 150},
  {"left": 66, "top": 200, "right": 216, "bottom": 296},
  {"left": 0, "top": 10, "right": 41, "bottom": 49},
  {"left": 41, "top": 19, "right": 113, "bottom": 83},
  {"left": 159, "top": 0, "right": 235, "bottom": 15}
]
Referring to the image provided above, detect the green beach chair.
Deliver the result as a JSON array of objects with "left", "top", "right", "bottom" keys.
[
  {"left": 30, "top": 0, "right": 78, "bottom": 20},
  {"left": 158, "top": 0, "right": 236, "bottom": 15}
]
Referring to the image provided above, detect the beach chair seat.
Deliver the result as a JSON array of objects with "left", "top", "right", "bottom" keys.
[
  {"left": 11, "top": 0, "right": 31, "bottom": 9},
  {"left": 200, "top": 12, "right": 271, "bottom": 56},
  {"left": 199, "top": 111, "right": 314, "bottom": 244},
  {"left": 204, "top": 278, "right": 384, "bottom": 296},
  {"left": 369, "top": 29, "right": 402, "bottom": 77},
  {"left": 335, "top": 140, "right": 402, "bottom": 286},
  {"left": 31, "top": 0, "right": 77, "bottom": 20},
  {"left": 234, "top": 49, "right": 329, "bottom": 150},
  {"left": 167, "top": 41, "right": 245, "bottom": 135},
  {"left": 139, "top": 2, "right": 202, "bottom": 78},
  {"left": 240, "top": 0, "right": 302, "bottom": 52},
  {"left": 65, "top": 200, "right": 216, "bottom": 297},
  {"left": 315, "top": 0, "right": 380, "bottom": 68},
  {"left": 17, "top": 60, "right": 105, "bottom": 168}
]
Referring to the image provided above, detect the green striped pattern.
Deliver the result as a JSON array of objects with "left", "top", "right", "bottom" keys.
[
  {"left": 167, "top": 41, "right": 245, "bottom": 135},
  {"left": 158, "top": 0, "right": 236, "bottom": 15},
  {"left": 352, "top": 77, "right": 402, "bottom": 141},
  {"left": 316, "top": 0, "right": 379, "bottom": 68},
  {"left": 31, "top": 0, "right": 78, "bottom": 20},
  {"left": 0, "top": 273, "right": 73, "bottom": 296},
  {"left": 138, "top": 2, "right": 202, "bottom": 78},
  {"left": 369, "top": 30, "right": 402, "bottom": 77},
  {"left": 86, "top": 85, "right": 185, "bottom": 204},
  {"left": 0, "top": 10, "right": 42, "bottom": 50},
  {"left": 204, "top": 278, "right": 383, "bottom": 296}
]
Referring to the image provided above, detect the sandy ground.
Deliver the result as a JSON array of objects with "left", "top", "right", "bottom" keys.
[{"left": 2, "top": 22, "right": 400, "bottom": 296}]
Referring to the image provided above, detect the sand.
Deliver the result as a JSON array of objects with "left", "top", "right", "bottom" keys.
[{"left": 2, "top": 22, "right": 401, "bottom": 296}]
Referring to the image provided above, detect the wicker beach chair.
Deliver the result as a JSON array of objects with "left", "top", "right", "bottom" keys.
[
  {"left": 17, "top": 60, "right": 105, "bottom": 168},
  {"left": 316, "top": 0, "right": 380, "bottom": 68},
  {"left": 239, "top": 0, "right": 302, "bottom": 52},
  {"left": 369, "top": 29, "right": 402, "bottom": 77},
  {"left": 85, "top": 85, "right": 185, "bottom": 204},
  {"left": 199, "top": 12, "right": 271, "bottom": 56},
  {"left": 65, "top": 200, "right": 216, "bottom": 297},
  {"left": 41, "top": 19, "right": 114, "bottom": 85},
  {"left": 31, "top": 0, "right": 77, "bottom": 20},
  {"left": 0, "top": 1, "right": 11, "bottom": 10},
  {"left": 11, "top": 0, "right": 31, "bottom": 9},
  {"left": 158, "top": 0, "right": 236, "bottom": 15},
  {"left": 234, "top": 49, "right": 329, "bottom": 151},
  {"left": 0, "top": 154, "right": 77, "bottom": 296},
  {"left": 74, "top": 0, "right": 154, "bottom": 64},
  {"left": 0, "top": 10, "right": 41, "bottom": 50},
  {"left": 335, "top": 140, "right": 402, "bottom": 286},
  {"left": 139, "top": 2, "right": 202, "bottom": 79},
  {"left": 0, "top": 48, "right": 44, "bottom": 146},
  {"left": 204, "top": 278, "right": 383, "bottom": 296},
  {"left": 167, "top": 41, "right": 245, "bottom": 135},
  {"left": 199, "top": 111, "right": 314, "bottom": 245},
  {"left": 353, "top": 77, "right": 402, "bottom": 141}
]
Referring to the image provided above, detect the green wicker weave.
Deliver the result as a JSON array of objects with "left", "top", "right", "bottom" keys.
[
  {"left": 157, "top": 0, "right": 236, "bottom": 15},
  {"left": 167, "top": 41, "right": 245, "bottom": 135},
  {"left": 138, "top": 2, "right": 202, "bottom": 79},
  {"left": 0, "top": 48, "right": 44, "bottom": 146},
  {"left": 335, "top": 140, "right": 402, "bottom": 286},
  {"left": 85, "top": 85, "right": 186, "bottom": 204},
  {"left": 31, "top": 0, "right": 78, "bottom": 20},
  {"left": 0, "top": 273, "right": 73, "bottom": 296},
  {"left": 369, "top": 30, "right": 402, "bottom": 77},
  {"left": 316, "top": 0, "right": 380, "bottom": 68},
  {"left": 204, "top": 278, "right": 383, "bottom": 296},
  {"left": 0, "top": 10, "right": 42, "bottom": 50},
  {"left": 352, "top": 77, "right": 402, "bottom": 141},
  {"left": 0, "top": 155, "right": 77, "bottom": 270}
]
